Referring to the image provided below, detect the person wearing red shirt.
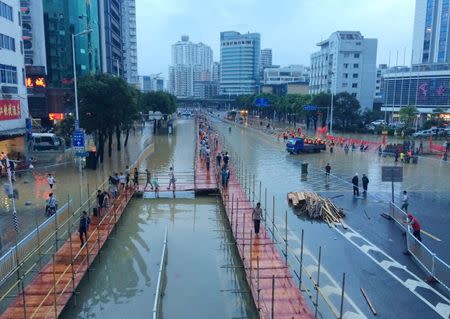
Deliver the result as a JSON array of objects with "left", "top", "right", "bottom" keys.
[{"left": 407, "top": 213, "right": 422, "bottom": 242}]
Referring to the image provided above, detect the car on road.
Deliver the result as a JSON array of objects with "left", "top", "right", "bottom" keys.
[
  {"left": 371, "top": 119, "right": 387, "bottom": 126},
  {"left": 286, "top": 138, "right": 326, "bottom": 154},
  {"left": 413, "top": 129, "right": 435, "bottom": 137}
]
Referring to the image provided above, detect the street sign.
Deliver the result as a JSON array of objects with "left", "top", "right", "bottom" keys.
[
  {"left": 255, "top": 98, "right": 270, "bottom": 107},
  {"left": 73, "top": 129, "right": 85, "bottom": 148},
  {"left": 75, "top": 151, "right": 89, "bottom": 157},
  {"left": 381, "top": 166, "right": 403, "bottom": 182},
  {"left": 304, "top": 105, "right": 318, "bottom": 111}
]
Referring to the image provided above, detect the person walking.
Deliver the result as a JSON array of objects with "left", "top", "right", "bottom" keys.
[
  {"left": 362, "top": 174, "right": 369, "bottom": 194},
  {"left": 352, "top": 173, "right": 360, "bottom": 196},
  {"left": 216, "top": 153, "right": 222, "bottom": 167},
  {"left": 401, "top": 191, "right": 409, "bottom": 211},
  {"left": 96, "top": 190, "right": 104, "bottom": 217},
  {"left": 46, "top": 193, "right": 58, "bottom": 216},
  {"left": 119, "top": 172, "right": 126, "bottom": 192},
  {"left": 145, "top": 169, "right": 154, "bottom": 191},
  {"left": 206, "top": 154, "right": 210, "bottom": 171},
  {"left": 133, "top": 168, "right": 139, "bottom": 189},
  {"left": 221, "top": 167, "right": 229, "bottom": 188},
  {"left": 406, "top": 213, "right": 421, "bottom": 242},
  {"left": 223, "top": 152, "right": 229, "bottom": 167},
  {"left": 78, "top": 211, "right": 90, "bottom": 247},
  {"left": 102, "top": 191, "right": 110, "bottom": 213},
  {"left": 47, "top": 174, "right": 55, "bottom": 189},
  {"left": 125, "top": 165, "right": 131, "bottom": 187},
  {"left": 167, "top": 167, "right": 176, "bottom": 190},
  {"left": 325, "top": 163, "right": 331, "bottom": 177},
  {"left": 252, "top": 202, "right": 263, "bottom": 235}
]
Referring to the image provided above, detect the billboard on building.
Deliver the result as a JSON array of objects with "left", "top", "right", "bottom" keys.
[{"left": 0, "top": 100, "right": 21, "bottom": 120}]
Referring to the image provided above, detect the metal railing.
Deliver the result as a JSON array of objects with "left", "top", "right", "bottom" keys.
[
  {"left": 152, "top": 228, "right": 168, "bottom": 319},
  {"left": 0, "top": 201, "right": 71, "bottom": 286},
  {"left": 213, "top": 132, "right": 351, "bottom": 319},
  {"left": 31, "top": 187, "right": 134, "bottom": 319},
  {"left": 390, "top": 202, "right": 450, "bottom": 293}
]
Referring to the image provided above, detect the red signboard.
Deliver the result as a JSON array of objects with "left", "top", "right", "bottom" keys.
[
  {"left": 49, "top": 113, "right": 64, "bottom": 120},
  {"left": 0, "top": 100, "right": 21, "bottom": 120}
]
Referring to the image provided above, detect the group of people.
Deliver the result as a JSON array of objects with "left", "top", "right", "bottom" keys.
[{"left": 351, "top": 173, "right": 370, "bottom": 196}]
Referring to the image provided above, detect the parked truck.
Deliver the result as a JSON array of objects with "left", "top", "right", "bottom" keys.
[{"left": 286, "top": 138, "right": 326, "bottom": 154}]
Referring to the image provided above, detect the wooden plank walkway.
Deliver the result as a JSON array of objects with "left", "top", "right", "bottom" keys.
[
  {"left": 194, "top": 121, "right": 218, "bottom": 194},
  {"left": 194, "top": 118, "right": 313, "bottom": 318},
  {"left": 0, "top": 189, "right": 133, "bottom": 319}
]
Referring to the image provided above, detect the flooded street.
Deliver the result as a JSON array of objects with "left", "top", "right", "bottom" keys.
[
  {"left": 211, "top": 116, "right": 450, "bottom": 319},
  {"left": 60, "top": 119, "right": 258, "bottom": 319},
  {"left": 0, "top": 125, "right": 153, "bottom": 252}
]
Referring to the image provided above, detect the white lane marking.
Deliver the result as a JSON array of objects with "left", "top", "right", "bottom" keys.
[
  {"left": 335, "top": 225, "right": 450, "bottom": 319},
  {"left": 287, "top": 230, "right": 368, "bottom": 319}
]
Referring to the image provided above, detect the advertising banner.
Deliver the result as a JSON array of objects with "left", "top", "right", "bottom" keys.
[{"left": 0, "top": 100, "right": 21, "bottom": 120}]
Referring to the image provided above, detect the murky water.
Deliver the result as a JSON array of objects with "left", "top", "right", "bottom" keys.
[
  {"left": 211, "top": 115, "right": 450, "bottom": 318},
  {"left": 60, "top": 119, "right": 257, "bottom": 319},
  {"left": 0, "top": 125, "right": 153, "bottom": 252}
]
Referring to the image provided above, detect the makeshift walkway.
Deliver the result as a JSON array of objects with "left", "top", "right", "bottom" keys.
[
  {"left": 0, "top": 189, "right": 133, "bottom": 319},
  {"left": 195, "top": 116, "right": 313, "bottom": 319}
]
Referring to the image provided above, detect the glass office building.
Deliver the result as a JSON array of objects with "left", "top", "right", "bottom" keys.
[
  {"left": 382, "top": 64, "right": 450, "bottom": 113},
  {"left": 43, "top": 0, "right": 101, "bottom": 87},
  {"left": 220, "top": 31, "right": 260, "bottom": 95}
]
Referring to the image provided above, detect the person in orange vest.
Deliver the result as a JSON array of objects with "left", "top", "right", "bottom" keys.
[{"left": 406, "top": 213, "right": 421, "bottom": 242}]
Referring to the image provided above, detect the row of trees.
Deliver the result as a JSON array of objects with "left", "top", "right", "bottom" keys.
[
  {"left": 66, "top": 74, "right": 177, "bottom": 163},
  {"left": 236, "top": 92, "right": 383, "bottom": 131}
]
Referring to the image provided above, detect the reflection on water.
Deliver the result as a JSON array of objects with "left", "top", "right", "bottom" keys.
[{"left": 61, "top": 119, "right": 257, "bottom": 319}]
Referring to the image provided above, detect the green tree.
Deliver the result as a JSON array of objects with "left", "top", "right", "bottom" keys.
[
  {"left": 140, "top": 91, "right": 177, "bottom": 115},
  {"left": 78, "top": 74, "right": 137, "bottom": 162},
  {"left": 332, "top": 92, "right": 361, "bottom": 131},
  {"left": 399, "top": 105, "right": 419, "bottom": 129}
]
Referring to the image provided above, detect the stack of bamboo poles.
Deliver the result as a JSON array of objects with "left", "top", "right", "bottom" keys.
[{"left": 287, "top": 192, "right": 346, "bottom": 227}]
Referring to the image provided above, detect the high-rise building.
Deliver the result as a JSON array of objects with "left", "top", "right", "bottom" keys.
[
  {"left": 0, "top": 0, "right": 30, "bottom": 151},
  {"left": 169, "top": 35, "right": 213, "bottom": 98},
  {"left": 310, "top": 31, "right": 377, "bottom": 109},
  {"left": 220, "top": 31, "right": 261, "bottom": 95},
  {"left": 212, "top": 62, "right": 220, "bottom": 82},
  {"left": 138, "top": 75, "right": 164, "bottom": 92},
  {"left": 43, "top": 0, "right": 102, "bottom": 87},
  {"left": 168, "top": 65, "right": 193, "bottom": 97},
  {"left": 99, "top": 0, "right": 123, "bottom": 77},
  {"left": 260, "top": 49, "right": 272, "bottom": 70},
  {"left": 121, "top": 0, "right": 138, "bottom": 84},
  {"left": 412, "top": 0, "right": 450, "bottom": 64},
  {"left": 20, "top": 0, "right": 48, "bottom": 119}
]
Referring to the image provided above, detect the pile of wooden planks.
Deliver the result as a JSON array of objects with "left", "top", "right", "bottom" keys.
[{"left": 287, "top": 191, "right": 346, "bottom": 226}]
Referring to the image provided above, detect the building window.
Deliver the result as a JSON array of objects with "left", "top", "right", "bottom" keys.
[
  {"left": 353, "top": 63, "right": 359, "bottom": 68},
  {"left": 0, "top": 1, "right": 13, "bottom": 21},
  {"left": 344, "top": 63, "right": 349, "bottom": 69},
  {"left": 0, "top": 64, "right": 18, "bottom": 84},
  {"left": 0, "top": 33, "right": 15, "bottom": 51},
  {"left": 351, "top": 93, "right": 357, "bottom": 97},
  {"left": 354, "top": 53, "right": 360, "bottom": 58},
  {"left": 342, "top": 83, "right": 348, "bottom": 87},
  {"left": 356, "top": 42, "right": 361, "bottom": 46},
  {"left": 353, "top": 73, "right": 358, "bottom": 78},
  {"left": 352, "top": 83, "right": 358, "bottom": 88},
  {"left": 343, "top": 73, "right": 348, "bottom": 78}
]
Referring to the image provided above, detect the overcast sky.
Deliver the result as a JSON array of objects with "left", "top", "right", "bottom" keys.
[{"left": 136, "top": 0, "right": 415, "bottom": 78}]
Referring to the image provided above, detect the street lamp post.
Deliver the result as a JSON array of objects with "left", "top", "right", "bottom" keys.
[{"left": 72, "top": 29, "right": 92, "bottom": 129}]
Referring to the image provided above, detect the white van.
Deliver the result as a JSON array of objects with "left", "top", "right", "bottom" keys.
[{"left": 32, "top": 133, "right": 61, "bottom": 151}]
